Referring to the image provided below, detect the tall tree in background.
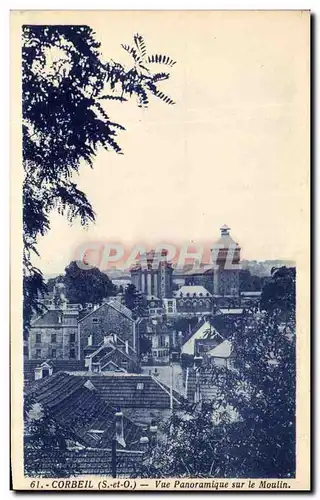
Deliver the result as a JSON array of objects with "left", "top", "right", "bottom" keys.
[
  {"left": 260, "top": 266, "right": 296, "bottom": 321},
  {"left": 123, "top": 283, "right": 147, "bottom": 318},
  {"left": 23, "top": 25, "right": 176, "bottom": 333},
  {"left": 64, "top": 261, "right": 116, "bottom": 306}
]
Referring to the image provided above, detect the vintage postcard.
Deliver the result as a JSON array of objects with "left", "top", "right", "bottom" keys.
[{"left": 11, "top": 10, "right": 310, "bottom": 491}]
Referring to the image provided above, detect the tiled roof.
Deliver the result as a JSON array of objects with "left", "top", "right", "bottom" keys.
[
  {"left": 174, "top": 285, "right": 212, "bottom": 298},
  {"left": 55, "top": 372, "right": 184, "bottom": 409},
  {"left": 79, "top": 300, "right": 133, "bottom": 323},
  {"left": 26, "top": 372, "right": 143, "bottom": 450},
  {"left": 30, "top": 310, "right": 62, "bottom": 327},
  {"left": 25, "top": 448, "right": 144, "bottom": 477},
  {"left": 24, "top": 359, "right": 86, "bottom": 385}
]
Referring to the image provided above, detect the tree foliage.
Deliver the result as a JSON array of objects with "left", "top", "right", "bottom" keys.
[
  {"left": 24, "top": 394, "right": 79, "bottom": 477},
  {"left": 140, "top": 286, "right": 296, "bottom": 478},
  {"left": 22, "top": 25, "right": 176, "bottom": 331},
  {"left": 64, "top": 260, "right": 116, "bottom": 306},
  {"left": 260, "top": 266, "right": 296, "bottom": 320},
  {"left": 123, "top": 283, "right": 147, "bottom": 319}
]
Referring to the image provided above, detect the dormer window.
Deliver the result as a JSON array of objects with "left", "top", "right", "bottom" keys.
[
  {"left": 137, "top": 383, "right": 144, "bottom": 390},
  {"left": 92, "top": 318, "right": 99, "bottom": 324}
]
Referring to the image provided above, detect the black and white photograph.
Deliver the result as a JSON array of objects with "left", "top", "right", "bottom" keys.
[{"left": 10, "top": 9, "right": 310, "bottom": 491}]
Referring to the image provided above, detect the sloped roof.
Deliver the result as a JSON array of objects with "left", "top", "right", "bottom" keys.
[
  {"left": 174, "top": 286, "right": 212, "bottom": 298},
  {"left": 25, "top": 448, "right": 144, "bottom": 477},
  {"left": 26, "top": 372, "right": 142, "bottom": 449},
  {"left": 24, "top": 359, "right": 86, "bottom": 385},
  {"left": 79, "top": 300, "right": 133, "bottom": 323},
  {"left": 51, "top": 372, "right": 184, "bottom": 409},
  {"left": 207, "top": 340, "right": 232, "bottom": 358},
  {"left": 181, "top": 321, "right": 223, "bottom": 356},
  {"left": 30, "top": 310, "right": 62, "bottom": 327}
]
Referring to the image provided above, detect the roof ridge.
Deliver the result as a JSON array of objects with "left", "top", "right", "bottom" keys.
[{"left": 151, "top": 374, "right": 181, "bottom": 405}]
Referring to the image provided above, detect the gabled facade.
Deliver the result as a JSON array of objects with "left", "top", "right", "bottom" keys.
[{"left": 78, "top": 299, "right": 138, "bottom": 358}]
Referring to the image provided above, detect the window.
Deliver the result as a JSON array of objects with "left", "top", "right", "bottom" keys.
[
  {"left": 51, "top": 333, "right": 56, "bottom": 343},
  {"left": 92, "top": 318, "right": 99, "bottom": 324},
  {"left": 121, "top": 360, "right": 128, "bottom": 369},
  {"left": 70, "top": 333, "right": 76, "bottom": 343},
  {"left": 137, "top": 383, "right": 144, "bottom": 390},
  {"left": 23, "top": 345, "right": 28, "bottom": 357},
  {"left": 69, "top": 348, "right": 76, "bottom": 359},
  {"left": 168, "top": 300, "right": 173, "bottom": 306},
  {"left": 35, "top": 349, "right": 41, "bottom": 359},
  {"left": 168, "top": 307, "right": 173, "bottom": 313},
  {"left": 88, "top": 334, "right": 93, "bottom": 346},
  {"left": 159, "top": 335, "right": 165, "bottom": 347},
  {"left": 51, "top": 348, "right": 57, "bottom": 359},
  {"left": 36, "top": 333, "right": 41, "bottom": 344}
]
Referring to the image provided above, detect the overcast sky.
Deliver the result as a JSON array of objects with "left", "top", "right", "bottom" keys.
[{"left": 29, "top": 10, "right": 309, "bottom": 274}]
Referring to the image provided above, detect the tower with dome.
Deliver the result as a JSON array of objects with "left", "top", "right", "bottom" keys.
[{"left": 212, "top": 225, "right": 241, "bottom": 299}]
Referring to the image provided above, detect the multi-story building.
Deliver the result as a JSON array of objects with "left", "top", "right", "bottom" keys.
[
  {"left": 174, "top": 285, "right": 213, "bottom": 315},
  {"left": 28, "top": 305, "right": 80, "bottom": 360},
  {"left": 78, "top": 299, "right": 139, "bottom": 358},
  {"left": 130, "top": 249, "right": 173, "bottom": 299},
  {"left": 212, "top": 225, "right": 241, "bottom": 298}
]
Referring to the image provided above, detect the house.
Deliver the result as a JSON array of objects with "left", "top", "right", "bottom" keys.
[
  {"left": 84, "top": 338, "right": 140, "bottom": 373},
  {"left": 206, "top": 340, "right": 233, "bottom": 368},
  {"left": 139, "top": 317, "right": 177, "bottom": 365},
  {"left": 28, "top": 306, "right": 80, "bottom": 360},
  {"left": 174, "top": 285, "right": 213, "bottom": 315},
  {"left": 146, "top": 295, "right": 163, "bottom": 317},
  {"left": 24, "top": 359, "right": 86, "bottom": 387},
  {"left": 181, "top": 320, "right": 223, "bottom": 357},
  {"left": 162, "top": 297, "right": 177, "bottom": 316},
  {"left": 25, "top": 372, "right": 144, "bottom": 449},
  {"left": 78, "top": 299, "right": 139, "bottom": 358},
  {"left": 24, "top": 372, "right": 148, "bottom": 476},
  {"left": 54, "top": 372, "right": 184, "bottom": 426}
]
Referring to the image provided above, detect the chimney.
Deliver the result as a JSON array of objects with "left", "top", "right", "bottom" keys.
[
  {"left": 115, "top": 407, "right": 126, "bottom": 448},
  {"left": 149, "top": 419, "right": 158, "bottom": 447},
  {"left": 139, "top": 427, "right": 149, "bottom": 452},
  {"left": 113, "top": 333, "right": 117, "bottom": 343}
]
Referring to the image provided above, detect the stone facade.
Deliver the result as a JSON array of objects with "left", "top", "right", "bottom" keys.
[
  {"left": 28, "top": 308, "right": 79, "bottom": 360},
  {"left": 78, "top": 301, "right": 137, "bottom": 358},
  {"left": 174, "top": 285, "right": 213, "bottom": 314},
  {"left": 131, "top": 250, "right": 173, "bottom": 298},
  {"left": 212, "top": 225, "right": 241, "bottom": 297}
]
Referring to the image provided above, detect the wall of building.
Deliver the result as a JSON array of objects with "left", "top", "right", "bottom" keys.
[
  {"left": 79, "top": 303, "right": 136, "bottom": 358},
  {"left": 214, "top": 268, "right": 240, "bottom": 296},
  {"left": 176, "top": 297, "right": 213, "bottom": 313},
  {"left": 29, "top": 311, "right": 79, "bottom": 360}
]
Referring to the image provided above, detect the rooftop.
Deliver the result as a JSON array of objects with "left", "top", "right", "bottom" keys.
[
  {"left": 207, "top": 339, "right": 232, "bottom": 358},
  {"left": 25, "top": 372, "right": 143, "bottom": 449},
  {"left": 174, "top": 285, "right": 212, "bottom": 298},
  {"left": 181, "top": 320, "right": 223, "bottom": 356},
  {"left": 30, "top": 371, "right": 184, "bottom": 409}
]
